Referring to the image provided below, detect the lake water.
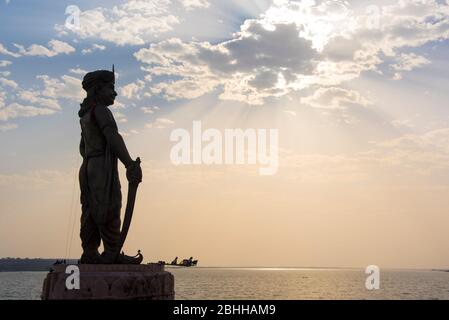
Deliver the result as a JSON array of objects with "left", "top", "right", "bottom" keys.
[{"left": 1, "top": 268, "right": 449, "bottom": 300}]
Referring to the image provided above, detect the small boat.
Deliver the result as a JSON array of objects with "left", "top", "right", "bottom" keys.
[{"left": 158, "top": 257, "right": 198, "bottom": 268}]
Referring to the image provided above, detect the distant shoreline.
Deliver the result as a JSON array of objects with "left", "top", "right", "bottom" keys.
[
  {"left": 0, "top": 259, "right": 445, "bottom": 272},
  {"left": 0, "top": 258, "right": 77, "bottom": 272}
]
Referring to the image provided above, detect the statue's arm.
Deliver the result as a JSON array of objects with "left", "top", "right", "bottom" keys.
[
  {"left": 95, "top": 105, "right": 134, "bottom": 168},
  {"left": 79, "top": 135, "right": 85, "bottom": 158}
]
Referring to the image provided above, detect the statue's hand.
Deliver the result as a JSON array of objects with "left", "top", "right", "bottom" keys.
[{"left": 126, "top": 158, "right": 142, "bottom": 184}]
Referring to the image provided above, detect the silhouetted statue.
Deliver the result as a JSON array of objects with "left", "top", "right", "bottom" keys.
[{"left": 78, "top": 66, "right": 143, "bottom": 264}]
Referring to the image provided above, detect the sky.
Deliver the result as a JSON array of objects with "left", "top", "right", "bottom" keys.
[{"left": 1, "top": 0, "right": 449, "bottom": 268}]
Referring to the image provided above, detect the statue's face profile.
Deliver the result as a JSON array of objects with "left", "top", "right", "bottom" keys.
[{"left": 97, "top": 82, "right": 117, "bottom": 106}]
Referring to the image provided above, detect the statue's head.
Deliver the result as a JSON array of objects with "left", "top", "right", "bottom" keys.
[{"left": 82, "top": 67, "right": 117, "bottom": 107}]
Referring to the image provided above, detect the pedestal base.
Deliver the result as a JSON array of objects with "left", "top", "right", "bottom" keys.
[{"left": 41, "top": 264, "right": 175, "bottom": 300}]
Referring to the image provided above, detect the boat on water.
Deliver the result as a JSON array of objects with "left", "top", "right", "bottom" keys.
[{"left": 158, "top": 257, "right": 198, "bottom": 267}]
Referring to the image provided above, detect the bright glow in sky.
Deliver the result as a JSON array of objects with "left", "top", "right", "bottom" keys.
[{"left": 1, "top": 0, "right": 449, "bottom": 268}]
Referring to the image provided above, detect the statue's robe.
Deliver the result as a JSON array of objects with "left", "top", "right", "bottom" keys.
[{"left": 78, "top": 104, "right": 122, "bottom": 257}]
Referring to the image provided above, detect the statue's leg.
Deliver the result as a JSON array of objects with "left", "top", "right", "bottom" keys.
[
  {"left": 98, "top": 209, "right": 121, "bottom": 263},
  {"left": 98, "top": 208, "right": 143, "bottom": 264},
  {"left": 79, "top": 205, "right": 101, "bottom": 264},
  {"left": 79, "top": 158, "right": 102, "bottom": 263}
]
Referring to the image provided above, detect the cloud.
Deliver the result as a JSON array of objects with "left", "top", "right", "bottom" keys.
[
  {"left": 0, "top": 103, "right": 56, "bottom": 121},
  {"left": 391, "top": 53, "right": 431, "bottom": 80},
  {"left": 0, "top": 73, "right": 82, "bottom": 124},
  {"left": 145, "top": 117, "right": 174, "bottom": 129},
  {"left": 112, "top": 111, "right": 128, "bottom": 123},
  {"left": 367, "top": 128, "right": 449, "bottom": 176},
  {"left": 17, "top": 89, "right": 61, "bottom": 110},
  {"left": 0, "top": 60, "right": 12, "bottom": 67},
  {"left": 69, "top": 68, "right": 88, "bottom": 75},
  {"left": 391, "top": 118, "right": 415, "bottom": 129},
  {"left": 0, "top": 123, "right": 17, "bottom": 132},
  {"left": 37, "top": 74, "right": 84, "bottom": 101},
  {"left": 11, "top": 40, "right": 75, "bottom": 57},
  {"left": 141, "top": 106, "right": 159, "bottom": 114},
  {"left": 0, "top": 77, "right": 18, "bottom": 89},
  {"left": 135, "top": 20, "right": 319, "bottom": 104},
  {"left": 134, "top": 0, "right": 449, "bottom": 105},
  {"left": 0, "top": 88, "right": 6, "bottom": 108},
  {"left": 110, "top": 100, "right": 125, "bottom": 109},
  {"left": 280, "top": 127, "right": 449, "bottom": 184},
  {"left": 55, "top": 0, "right": 180, "bottom": 46},
  {"left": 120, "top": 129, "right": 139, "bottom": 137},
  {"left": 0, "top": 43, "right": 21, "bottom": 58},
  {"left": 301, "top": 87, "right": 371, "bottom": 110},
  {"left": 181, "top": 0, "right": 210, "bottom": 11},
  {"left": 120, "top": 80, "right": 145, "bottom": 99},
  {"left": 0, "top": 74, "right": 73, "bottom": 122},
  {"left": 376, "top": 128, "right": 449, "bottom": 153},
  {"left": 81, "top": 43, "right": 106, "bottom": 55}
]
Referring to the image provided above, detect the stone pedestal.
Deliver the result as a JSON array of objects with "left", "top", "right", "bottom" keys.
[{"left": 41, "top": 264, "right": 174, "bottom": 300}]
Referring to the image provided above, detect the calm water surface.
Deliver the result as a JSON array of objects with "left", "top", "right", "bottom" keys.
[{"left": 1, "top": 268, "right": 449, "bottom": 300}]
